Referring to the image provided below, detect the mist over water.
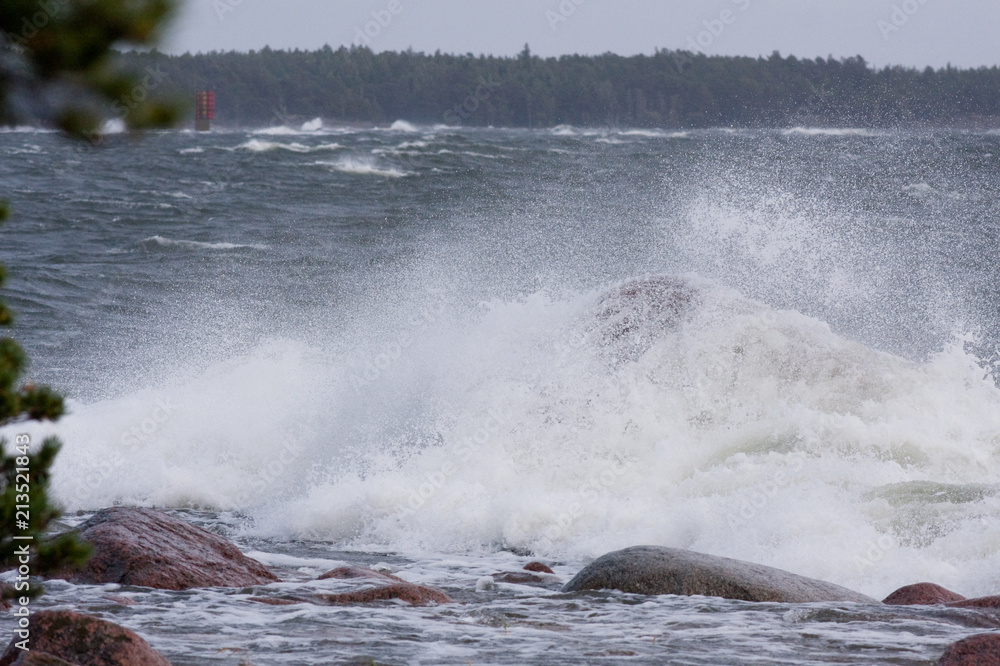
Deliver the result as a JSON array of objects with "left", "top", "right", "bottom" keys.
[{"left": 3, "top": 124, "right": 1000, "bottom": 614}]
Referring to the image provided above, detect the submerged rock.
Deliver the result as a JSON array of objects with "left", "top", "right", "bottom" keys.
[
  {"left": 562, "top": 546, "right": 877, "bottom": 604},
  {"left": 493, "top": 571, "right": 553, "bottom": 585},
  {"left": 248, "top": 567, "right": 452, "bottom": 607},
  {"left": 316, "top": 566, "right": 452, "bottom": 605},
  {"left": 884, "top": 582, "right": 967, "bottom": 605},
  {"left": 937, "top": 633, "right": 1000, "bottom": 665},
  {"left": 491, "top": 562, "right": 561, "bottom": 586},
  {"left": 596, "top": 275, "right": 699, "bottom": 361},
  {"left": 524, "top": 561, "right": 555, "bottom": 574},
  {"left": 316, "top": 583, "right": 451, "bottom": 605},
  {"left": 0, "top": 610, "right": 169, "bottom": 666},
  {"left": 317, "top": 566, "right": 397, "bottom": 582},
  {"left": 53, "top": 507, "right": 278, "bottom": 590}
]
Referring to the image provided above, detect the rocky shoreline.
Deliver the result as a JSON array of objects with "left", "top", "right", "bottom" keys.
[{"left": 5, "top": 508, "right": 999, "bottom": 664}]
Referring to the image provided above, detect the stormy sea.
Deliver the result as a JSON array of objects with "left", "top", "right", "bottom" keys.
[{"left": 1, "top": 121, "right": 1000, "bottom": 664}]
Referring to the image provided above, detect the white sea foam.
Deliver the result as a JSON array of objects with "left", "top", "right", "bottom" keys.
[
  {"left": 238, "top": 139, "right": 311, "bottom": 152},
  {"left": 24, "top": 274, "right": 1000, "bottom": 601},
  {"left": 0, "top": 125, "right": 56, "bottom": 134},
  {"left": 782, "top": 127, "right": 873, "bottom": 137},
  {"left": 315, "top": 156, "right": 408, "bottom": 177},
  {"left": 179, "top": 147, "right": 205, "bottom": 154},
  {"left": 142, "top": 235, "right": 268, "bottom": 250},
  {"left": 553, "top": 127, "right": 689, "bottom": 140},
  {"left": 903, "top": 183, "right": 937, "bottom": 197},
  {"left": 139, "top": 190, "right": 193, "bottom": 200},
  {"left": 7, "top": 144, "right": 43, "bottom": 154},
  {"left": 253, "top": 123, "right": 347, "bottom": 136},
  {"left": 618, "top": 129, "right": 689, "bottom": 138},
  {"left": 243, "top": 552, "right": 345, "bottom": 571},
  {"left": 235, "top": 139, "right": 342, "bottom": 153},
  {"left": 253, "top": 126, "right": 304, "bottom": 136},
  {"left": 429, "top": 148, "right": 500, "bottom": 159},
  {"left": 389, "top": 120, "right": 418, "bottom": 132},
  {"left": 459, "top": 150, "right": 501, "bottom": 159}
]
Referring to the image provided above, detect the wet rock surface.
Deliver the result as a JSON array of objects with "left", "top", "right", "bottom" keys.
[
  {"left": 562, "top": 546, "right": 878, "bottom": 604},
  {"left": 884, "top": 582, "right": 966, "bottom": 605},
  {"left": 53, "top": 507, "right": 278, "bottom": 590},
  {"left": 882, "top": 583, "right": 1000, "bottom": 611},
  {"left": 523, "top": 562, "right": 555, "bottom": 574},
  {"left": 937, "top": 633, "right": 1000, "bottom": 665},
  {"left": 492, "top": 562, "right": 562, "bottom": 586},
  {"left": 0, "top": 610, "right": 169, "bottom": 666},
  {"left": 9, "top": 653, "right": 77, "bottom": 666},
  {"left": 948, "top": 596, "right": 1000, "bottom": 609},
  {"left": 316, "top": 566, "right": 452, "bottom": 605}
]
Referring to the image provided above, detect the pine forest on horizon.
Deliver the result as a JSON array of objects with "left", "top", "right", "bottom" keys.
[{"left": 121, "top": 45, "right": 1000, "bottom": 129}]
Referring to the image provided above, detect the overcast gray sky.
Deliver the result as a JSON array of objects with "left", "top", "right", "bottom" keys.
[{"left": 164, "top": 1, "right": 999, "bottom": 69}]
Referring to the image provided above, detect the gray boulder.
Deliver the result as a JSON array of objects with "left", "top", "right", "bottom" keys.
[{"left": 562, "top": 546, "right": 878, "bottom": 604}]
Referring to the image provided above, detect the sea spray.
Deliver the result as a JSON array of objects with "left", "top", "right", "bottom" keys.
[{"left": 3, "top": 127, "right": 999, "bottom": 609}]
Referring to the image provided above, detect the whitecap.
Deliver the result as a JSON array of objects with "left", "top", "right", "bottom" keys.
[
  {"left": 235, "top": 139, "right": 342, "bottom": 153},
  {"left": 618, "top": 129, "right": 689, "bottom": 138},
  {"left": 236, "top": 139, "right": 311, "bottom": 153},
  {"left": 389, "top": 120, "right": 418, "bottom": 132},
  {"left": 315, "top": 157, "right": 409, "bottom": 177},
  {"left": 31, "top": 276, "right": 1000, "bottom": 601},
  {"left": 252, "top": 126, "right": 304, "bottom": 136},
  {"left": 142, "top": 235, "right": 268, "bottom": 250},
  {"left": 301, "top": 117, "right": 323, "bottom": 132}
]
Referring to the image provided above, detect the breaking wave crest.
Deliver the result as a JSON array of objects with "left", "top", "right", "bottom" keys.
[{"left": 28, "top": 274, "right": 1000, "bottom": 598}]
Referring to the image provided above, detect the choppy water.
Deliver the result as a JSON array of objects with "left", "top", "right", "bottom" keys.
[{"left": 2, "top": 121, "right": 1000, "bottom": 663}]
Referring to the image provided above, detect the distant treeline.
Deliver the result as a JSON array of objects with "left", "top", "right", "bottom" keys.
[{"left": 121, "top": 46, "right": 1000, "bottom": 129}]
